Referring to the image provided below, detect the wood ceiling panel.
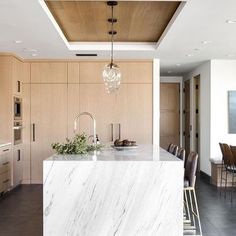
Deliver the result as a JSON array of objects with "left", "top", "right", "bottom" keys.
[{"left": 45, "top": 1, "right": 181, "bottom": 42}]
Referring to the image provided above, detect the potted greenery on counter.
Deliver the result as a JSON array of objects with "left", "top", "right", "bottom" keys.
[{"left": 52, "top": 133, "right": 103, "bottom": 155}]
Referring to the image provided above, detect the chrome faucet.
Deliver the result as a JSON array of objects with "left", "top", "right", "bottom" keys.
[{"left": 73, "top": 112, "right": 97, "bottom": 146}]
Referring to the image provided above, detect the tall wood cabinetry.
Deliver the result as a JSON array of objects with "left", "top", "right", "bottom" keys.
[
  {"left": 22, "top": 61, "right": 153, "bottom": 183},
  {"left": 0, "top": 55, "right": 28, "bottom": 190},
  {"left": 29, "top": 63, "right": 68, "bottom": 183},
  {"left": 79, "top": 62, "right": 152, "bottom": 144}
]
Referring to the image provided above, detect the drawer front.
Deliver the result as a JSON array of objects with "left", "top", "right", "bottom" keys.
[
  {"left": 0, "top": 153, "right": 11, "bottom": 174},
  {"left": 0, "top": 146, "right": 11, "bottom": 155},
  {"left": 0, "top": 174, "right": 3, "bottom": 193},
  {"left": 1, "top": 159, "right": 10, "bottom": 173},
  {"left": 2, "top": 171, "right": 11, "bottom": 192}
]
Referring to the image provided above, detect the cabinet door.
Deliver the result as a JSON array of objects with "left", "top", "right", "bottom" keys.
[
  {"left": 68, "top": 84, "right": 80, "bottom": 138},
  {"left": 31, "top": 84, "right": 68, "bottom": 183},
  {"left": 22, "top": 84, "right": 31, "bottom": 183},
  {"left": 13, "top": 145, "right": 23, "bottom": 187},
  {"left": 114, "top": 84, "right": 153, "bottom": 144},
  {"left": 30, "top": 62, "right": 67, "bottom": 83},
  {"left": 80, "top": 61, "right": 152, "bottom": 84},
  {"left": 79, "top": 84, "right": 115, "bottom": 143}
]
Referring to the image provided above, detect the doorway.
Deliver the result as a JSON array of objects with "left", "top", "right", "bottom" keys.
[
  {"left": 184, "top": 80, "right": 190, "bottom": 156},
  {"left": 194, "top": 75, "right": 200, "bottom": 171},
  {"left": 160, "top": 83, "right": 180, "bottom": 149}
]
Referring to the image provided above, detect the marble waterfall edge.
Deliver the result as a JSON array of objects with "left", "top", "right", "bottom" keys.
[{"left": 44, "top": 146, "right": 183, "bottom": 236}]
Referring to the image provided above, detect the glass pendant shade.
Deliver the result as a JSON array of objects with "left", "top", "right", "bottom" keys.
[{"left": 102, "top": 63, "right": 121, "bottom": 93}]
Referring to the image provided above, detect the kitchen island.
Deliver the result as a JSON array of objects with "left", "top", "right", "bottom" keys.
[{"left": 43, "top": 145, "right": 183, "bottom": 236}]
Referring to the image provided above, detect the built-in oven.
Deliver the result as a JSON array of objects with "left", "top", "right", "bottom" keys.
[
  {"left": 14, "top": 97, "right": 22, "bottom": 120},
  {"left": 13, "top": 121, "right": 22, "bottom": 145}
]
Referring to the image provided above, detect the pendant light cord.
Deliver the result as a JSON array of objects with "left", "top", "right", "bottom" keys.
[{"left": 111, "top": 4, "right": 114, "bottom": 67}]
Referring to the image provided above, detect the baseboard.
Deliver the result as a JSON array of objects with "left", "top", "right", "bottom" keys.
[{"left": 200, "top": 171, "right": 211, "bottom": 184}]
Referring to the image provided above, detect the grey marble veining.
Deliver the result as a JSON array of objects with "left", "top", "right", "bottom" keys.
[
  {"left": 44, "top": 145, "right": 183, "bottom": 236},
  {"left": 46, "top": 144, "right": 181, "bottom": 162}
]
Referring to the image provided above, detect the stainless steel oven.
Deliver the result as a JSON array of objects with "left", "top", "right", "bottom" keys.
[
  {"left": 14, "top": 97, "right": 22, "bottom": 120},
  {"left": 13, "top": 121, "right": 22, "bottom": 145}
]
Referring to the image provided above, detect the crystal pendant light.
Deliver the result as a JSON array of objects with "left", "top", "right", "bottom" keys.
[{"left": 102, "top": 1, "right": 121, "bottom": 94}]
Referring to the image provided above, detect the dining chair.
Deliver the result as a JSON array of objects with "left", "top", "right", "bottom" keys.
[{"left": 219, "top": 143, "right": 236, "bottom": 201}]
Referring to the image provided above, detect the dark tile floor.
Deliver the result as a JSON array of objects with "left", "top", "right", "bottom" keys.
[
  {"left": 0, "top": 185, "right": 43, "bottom": 236},
  {"left": 196, "top": 179, "right": 236, "bottom": 236},
  {"left": 0, "top": 179, "right": 235, "bottom": 236}
]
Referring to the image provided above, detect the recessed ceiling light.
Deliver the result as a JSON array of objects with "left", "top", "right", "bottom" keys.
[
  {"left": 31, "top": 53, "right": 38, "bottom": 57},
  {"left": 23, "top": 48, "right": 38, "bottom": 52},
  {"left": 14, "top": 40, "right": 23, "bottom": 44},
  {"left": 186, "top": 54, "right": 193, "bottom": 57},
  {"left": 226, "top": 20, "right": 236, "bottom": 24},
  {"left": 226, "top": 54, "right": 235, "bottom": 57},
  {"left": 176, "top": 63, "right": 181, "bottom": 67},
  {"left": 201, "top": 40, "right": 212, "bottom": 45}
]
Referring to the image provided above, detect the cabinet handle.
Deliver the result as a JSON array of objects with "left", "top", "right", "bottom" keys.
[
  {"left": 3, "top": 149, "right": 10, "bottom": 152},
  {"left": 3, "top": 179, "right": 10, "bottom": 184},
  {"left": 110, "top": 123, "right": 114, "bottom": 142},
  {"left": 118, "top": 123, "right": 121, "bottom": 140},
  {"left": 17, "top": 150, "right": 21, "bottom": 161},
  {"left": 3, "top": 161, "right": 9, "bottom": 166},
  {"left": 32, "top": 123, "right": 36, "bottom": 142},
  {"left": 17, "top": 81, "right": 21, "bottom": 93}
]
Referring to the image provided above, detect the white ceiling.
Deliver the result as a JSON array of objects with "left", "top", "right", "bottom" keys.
[{"left": 0, "top": 0, "right": 236, "bottom": 76}]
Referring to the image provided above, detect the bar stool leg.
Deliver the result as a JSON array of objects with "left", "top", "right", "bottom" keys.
[
  {"left": 184, "top": 189, "right": 191, "bottom": 223},
  {"left": 225, "top": 169, "right": 228, "bottom": 199},
  {"left": 189, "top": 189, "right": 196, "bottom": 228},
  {"left": 220, "top": 163, "right": 224, "bottom": 196},
  {"left": 231, "top": 170, "right": 235, "bottom": 203},
  {"left": 193, "top": 188, "right": 202, "bottom": 236}
]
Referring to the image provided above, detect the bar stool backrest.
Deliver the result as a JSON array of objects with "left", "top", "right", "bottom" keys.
[
  {"left": 184, "top": 151, "right": 198, "bottom": 188},
  {"left": 222, "top": 143, "right": 235, "bottom": 166},
  {"left": 167, "top": 143, "right": 174, "bottom": 152},
  {"left": 177, "top": 147, "right": 186, "bottom": 164},
  {"left": 171, "top": 145, "right": 178, "bottom": 156}
]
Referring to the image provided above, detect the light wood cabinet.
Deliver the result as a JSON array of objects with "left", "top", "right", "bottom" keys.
[
  {"left": 67, "top": 84, "right": 80, "bottom": 138},
  {"left": 68, "top": 62, "right": 80, "bottom": 83},
  {"left": 21, "top": 60, "right": 153, "bottom": 183},
  {"left": 22, "top": 84, "right": 31, "bottom": 183},
  {"left": 79, "top": 84, "right": 115, "bottom": 143},
  {"left": 13, "top": 145, "right": 23, "bottom": 187},
  {"left": 0, "top": 57, "right": 12, "bottom": 142},
  {"left": 79, "top": 83, "right": 152, "bottom": 144},
  {"left": 30, "top": 84, "right": 68, "bottom": 183},
  {"left": 79, "top": 61, "right": 152, "bottom": 84},
  {"left": 114, "top": 84, "right": 153, "bottom": 144},
  {"left": 0, "top": 145, "right": 12, "bottom": 193},
  {"left": 118, "top": 62, "right": 153, "bottom": 84},
  {"left": 12, "top": 58, "right": 30, "bottom": 95},
  {"left": 31, "top": 62, "right": 67, "bottom": 83}
]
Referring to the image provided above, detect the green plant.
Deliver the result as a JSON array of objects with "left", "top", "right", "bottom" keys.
[{"left": 51, "top": 133, "right": 103, "bottom": 155}]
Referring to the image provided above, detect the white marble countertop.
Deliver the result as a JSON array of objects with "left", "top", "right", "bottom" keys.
[
  {"left": 0, "top": 142, "right": 12, "bottom": 148},
  {"left": 45, "top": 144, "right": 181, "bottom": 162}
]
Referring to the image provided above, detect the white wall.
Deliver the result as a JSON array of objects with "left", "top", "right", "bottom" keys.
[
  {"left": 160, "top": 76, "right": 183, "bottom": 146},
  {"left": 184, "top": 61, "right": 211, "bottom": 176},
  {"left": 210, "top": 60, "right": 236, "bottom": 161}
]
